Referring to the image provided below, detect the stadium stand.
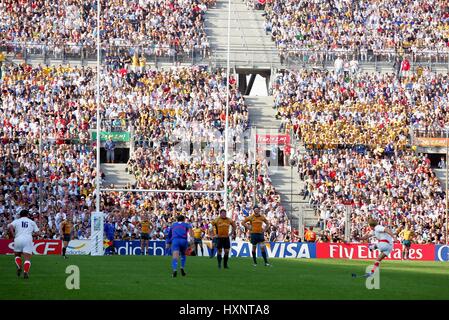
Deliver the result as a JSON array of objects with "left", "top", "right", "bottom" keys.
[
  {"left": 0, "top": 0, "right": 213, "bottom": 62},
  {"left": 0, "top": 61, "right": 291, "bottom": 242},
  {"left": 263, "top": 0, "right": 449, "bottom": 64},
  {"left": 271, "top": 68, "right": 449, "bottom": 243},
  {"left": 0, "top": 0, "right": 448, "bottom": 246}
]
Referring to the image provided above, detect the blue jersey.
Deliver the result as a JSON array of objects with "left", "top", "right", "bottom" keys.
[
  {"left": 164, "top": 226, "right": 172, "bottom": 255},
  {"left": 104, "top": 223, "right": 115, "bottom": 240},
  {"left": 163, "top": 226, "right": 171, "bottom": 239},
  {"left": 168, "top": 222, "right": 191, "bottom": 254},
  {"left": 168, "top": 222, "right": 192, "bottom": 242}
]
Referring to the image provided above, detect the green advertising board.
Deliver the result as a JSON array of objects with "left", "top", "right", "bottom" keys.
[{"left": 91, "top": 131, "right": 131, "bottom": 142}]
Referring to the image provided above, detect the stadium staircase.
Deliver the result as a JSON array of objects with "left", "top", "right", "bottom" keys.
[
  {"left": 204, "top": 0, "right": 320, "bottom": 231},
  {"left": 434, "top": 169, "right": 447, "bottom": 190},
  {"left": 203, "top": 0, "right": 320, "bottom": 232},
  {"left": 205, "top": 0, "right": 281, "bottom": 69},
  {"left": 101, "top": 163, "right": 136, "bottom": 188},
  {"left": 246, "top": 96, "right": 319, "bottom": 233}
]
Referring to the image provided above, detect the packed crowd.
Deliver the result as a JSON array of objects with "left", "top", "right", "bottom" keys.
[
  {"left": 119, "top": 64, "right": 289, "bottom": 242},
  {"left": 296, "top": 149, "right": 447, "bottom": 244},
  {"left": 101, "top": 155, "right": 292, "bottom": 243},
  {"left": 121, "top": 66, "right": 248, "bottom": 191},
  {"left": 263, "top": 0, "right": 449, "bottom": 60},
  {"left": 0, "top": 61, "right": 291, "bottom": 242},
  {"left": 0, "top": 62, "right": 100, "bottom": 240},
  {"left": 271, "top": 68, "right": 449, "bottom": 243},
  {"left": 272, "top": 69, "right": 449, "bottom": 149},
  {"left": 0, "top": 0, "right": 213, "bottom": 57},
  {"left": 107, "top": 66, "right": 248, "bottom": 149}
]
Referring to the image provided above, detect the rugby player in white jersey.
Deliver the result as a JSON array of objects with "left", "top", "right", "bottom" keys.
[
  {"left": 359, "top": 218, "right": 396, "bottom": 277},
  {"left": 8, "top": 209, "right": 39, "bottom": 279}
]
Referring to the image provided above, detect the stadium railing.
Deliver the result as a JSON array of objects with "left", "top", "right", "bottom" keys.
[
  {"left": 101, "top": 119, "right": 130, "bottom": 133},
  {"left": 3, "top": 42, "right": 449, "bottom": 72},
  {"left": 280, "top": 48, "right": 449, "bottom": 72},
  {"left": 413, "top": 129, "right": 449, "bottom": 139},
  {"left": 0, "top": 43, "right": 210, "bottom": 67}
]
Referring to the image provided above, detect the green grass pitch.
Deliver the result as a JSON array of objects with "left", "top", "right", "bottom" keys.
[{"left": 1, "top": 256, "right": 448, "bottom": 300}]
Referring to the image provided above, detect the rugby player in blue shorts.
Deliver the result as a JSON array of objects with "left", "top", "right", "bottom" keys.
[{"left": 166, "top": 215, "right": 193, "bottom": 277}]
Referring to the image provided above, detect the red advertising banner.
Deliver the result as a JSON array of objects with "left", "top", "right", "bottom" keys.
[
  {"left": 0, "top": 239, "right": 11, "bottom": 254},
  {"left": 0, "top": 239, "right": 62, "bottom": 255},
  {"left": 316, "top": 243, "right": 434, "bottom": 261},
  {"left": 256, "top": 134, "right": 291, "bottom": 145}
]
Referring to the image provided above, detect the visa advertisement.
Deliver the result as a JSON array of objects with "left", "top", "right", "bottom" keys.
[
  {"left": 111, "top": 240, "right": 317, "bottom": 258},
  {"left": 229, "top": 241, "right": 315, "bottom": 259}
]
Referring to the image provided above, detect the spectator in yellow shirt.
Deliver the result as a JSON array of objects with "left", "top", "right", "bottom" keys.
[
  {"left": 131, "top": 52, "right": 139, "bottom": 72},
  {"left": 139, "top": 54, "right": 146, "bottom": 73},
  {"left": 305, "top": 226, "right": 317, "bottom": 242}
]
